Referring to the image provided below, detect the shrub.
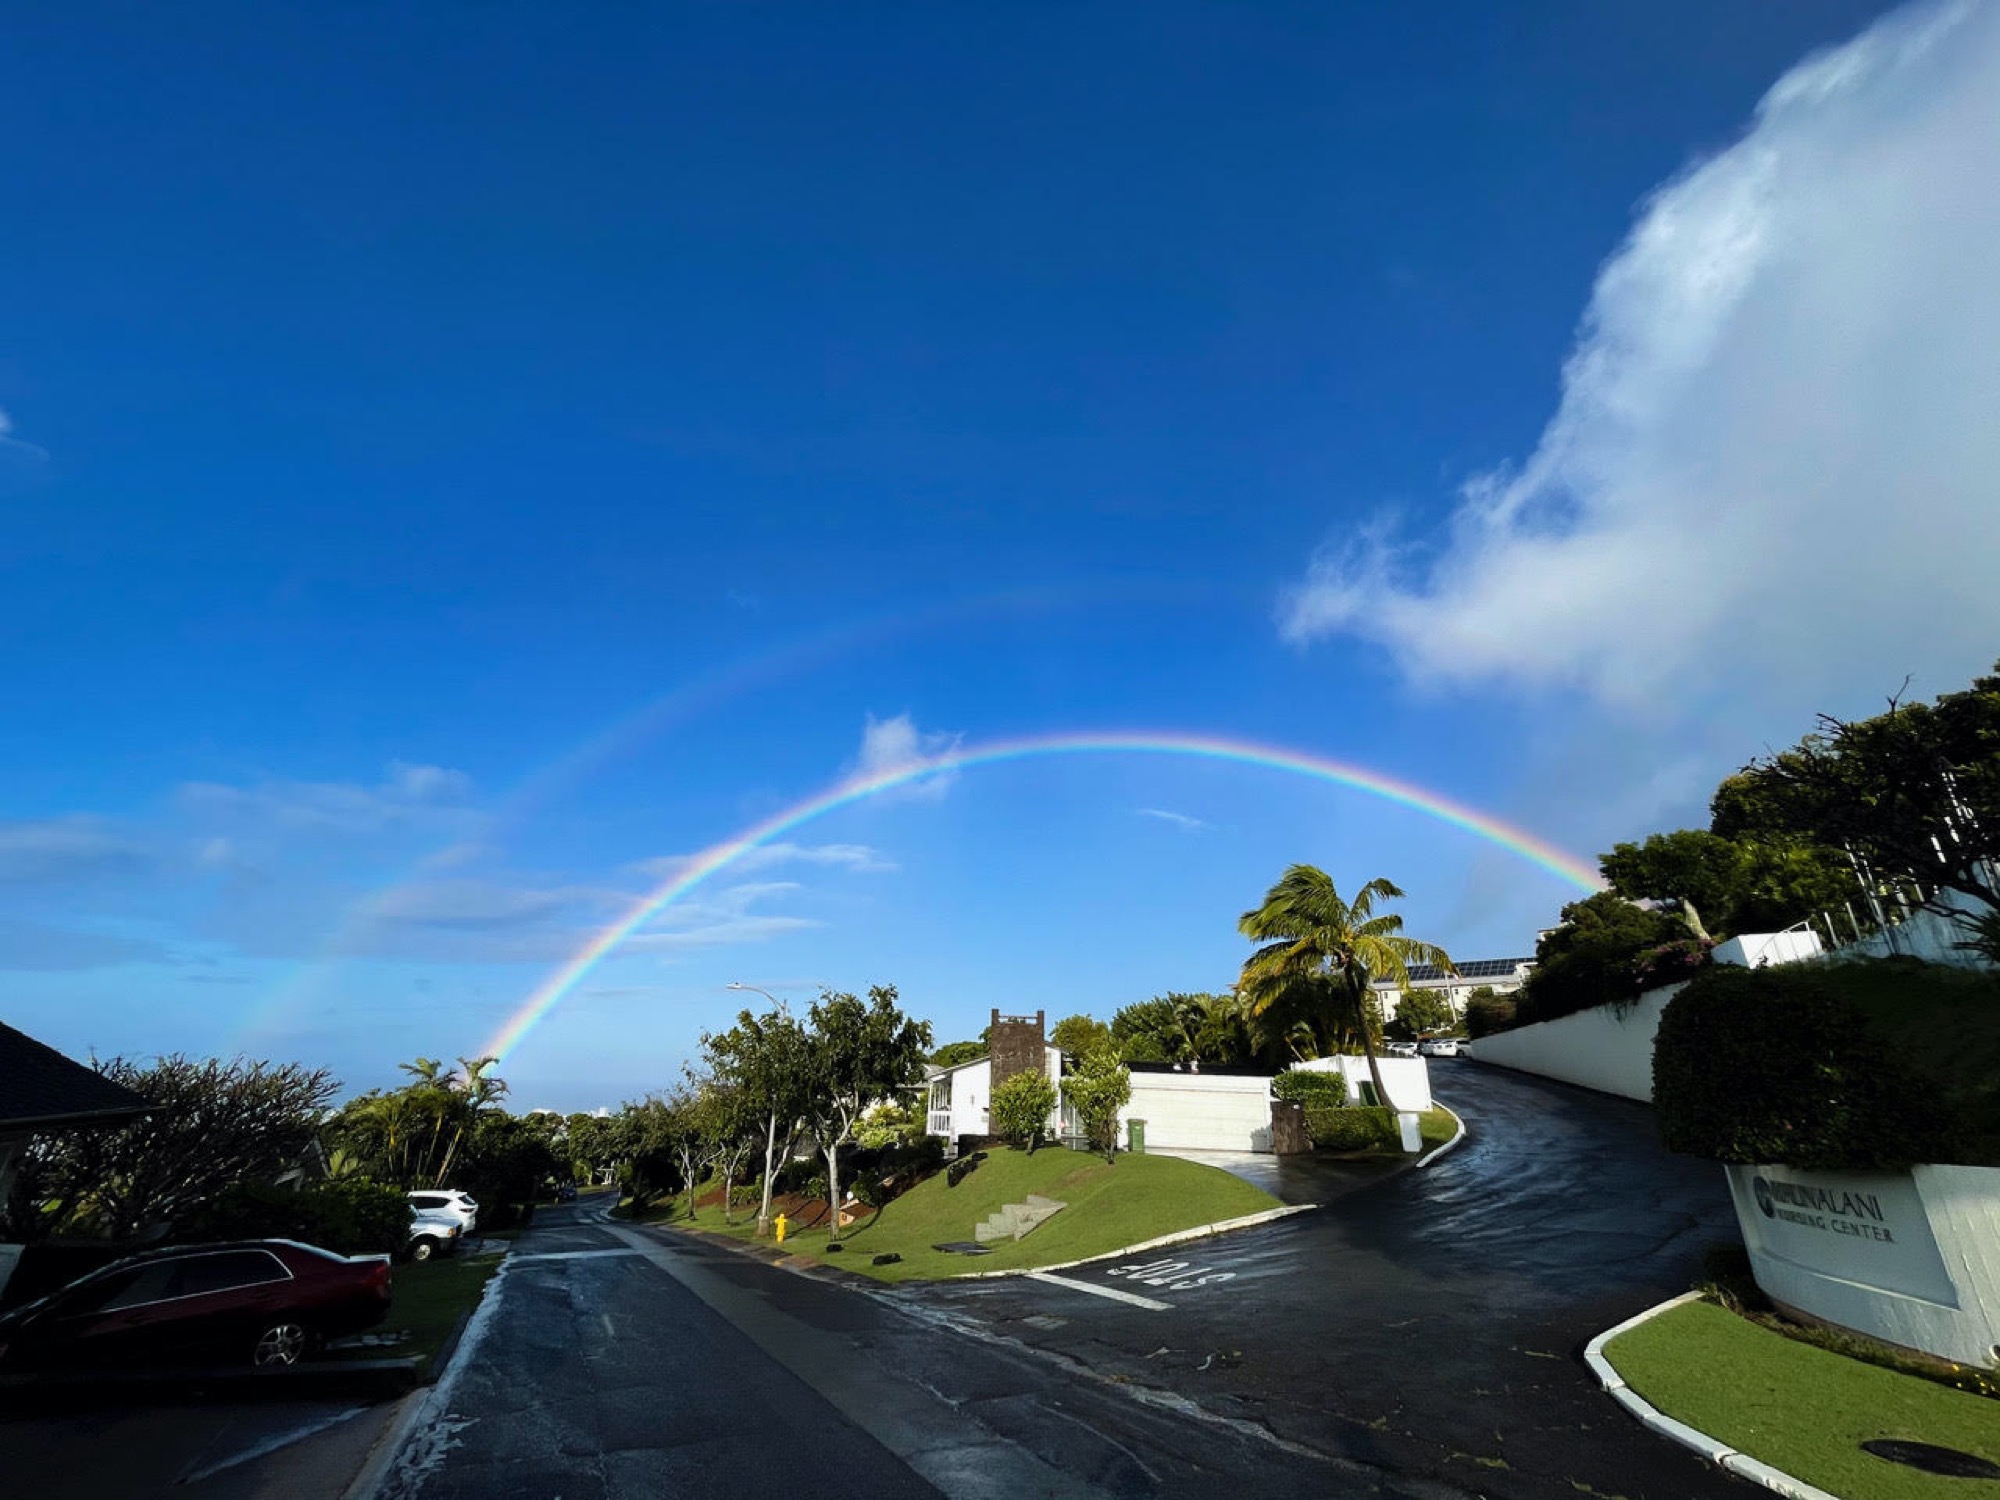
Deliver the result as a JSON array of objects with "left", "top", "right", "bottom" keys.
[
  {"left": 1463, "top": 991, "right": 1517, "bottom": 1038},
  {"left": 1272, "top": 1070, "right": 1347, "bottom": 1109},
  {"left": 1305, "top": 1107, "right": 1399, "bottom": 1152},
  {"left": 946, "top": 1151, "right": 985, "bottom": 1188},
  {"left": 990, "top": 1070, "right": 1059, "bottom": 1150},
  {"left": 855, "top": 1102, "right": 923, "bottom": 1151},
  {"left": 1653, "top": 964, "right": 1946, "bottom": 1170},
  {"left": 178, "top": 1178, "right": 413, "bottom": 1255}
]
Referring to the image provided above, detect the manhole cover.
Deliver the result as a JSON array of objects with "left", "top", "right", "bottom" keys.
[{"left": 1861, "top": 1440, "right": 2000, "bottom": 1479}]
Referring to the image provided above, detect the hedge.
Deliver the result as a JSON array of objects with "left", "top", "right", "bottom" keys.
[
  {"left": 1272, "top": 1070, "right": 1348, "bottom": 1109},
  {"left": 1652, "top": 964, "right": 1947, "bottom": 1170},
  {"left": 1305, "top": 1106, "right": 1399, "bottom": 1152},
  {"left": 178, "top": 1177, "right": 414, "bottom": 1255}
]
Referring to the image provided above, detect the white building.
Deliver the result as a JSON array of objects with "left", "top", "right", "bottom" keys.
[
  {"left": 924, "top": 1044, "right": 1067, "bottom": 1143},
  {"left": 1369, "top": 956, "right": 1534, "bottom": 1021}
]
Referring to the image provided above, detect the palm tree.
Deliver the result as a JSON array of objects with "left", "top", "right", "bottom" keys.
[{"left": 1237, "top": 867, "right": 1455, "bottom": 1113}]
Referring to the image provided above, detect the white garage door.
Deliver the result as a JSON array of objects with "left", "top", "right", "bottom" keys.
[{"left": 1123, "top": 1076, "right": 1273, "bottom": 1153}]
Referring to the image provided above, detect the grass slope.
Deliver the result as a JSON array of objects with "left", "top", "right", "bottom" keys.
[
  {"left": 676, "top": 1145, "right": 1279, "bottom": 1283},
  {"left": 1606, "top": 1300, "right": 2000, "bottom": 1500}
]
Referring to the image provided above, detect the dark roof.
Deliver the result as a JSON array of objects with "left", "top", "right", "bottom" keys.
[
  {"left": 1373, "top": 958, "right": 1534, "bottom": 985},
  {"left": 0, "top": 1023, "right": 149, "bottom": 1131}
]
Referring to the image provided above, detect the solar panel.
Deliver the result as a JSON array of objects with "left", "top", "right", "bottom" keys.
[{"left": 1380, "top": 958, "right": 1532, "bottom": 983}]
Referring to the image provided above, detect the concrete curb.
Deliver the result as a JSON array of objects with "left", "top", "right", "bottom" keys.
[
  {"left": 1584, "top": 1293, "right": 1842, "bottom": 1500},
  {"left": 957, "top": 1203, "right": 1317, "bottom": 1279},
  {"left": 1416, "top": 1105, "right": 1467, "bottom": 1169},
  {"left": 341, "top": 1255, "right": 513, "bottom": 1500}
]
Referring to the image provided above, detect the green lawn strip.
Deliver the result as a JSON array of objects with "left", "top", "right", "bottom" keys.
[
  {"left": 1604, "top": 1300, "right": 2000, "bottom": 1500},
  {"left": 669, "top": 1146, "right": 1279, "bottom": 1283},
  {"left": 373, "top": 1253, "right": 503, "bottom": 1369},
  {"left": 1417, "top": 1107, "right": 1457, "bottom": 1150}
]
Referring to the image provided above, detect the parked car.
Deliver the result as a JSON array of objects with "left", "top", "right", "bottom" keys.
[
  {"left": 406, "top": 1189, "right": 478, "bottom": 1235},
  {"left": 407, "top": 1211, "right": 463, "bottom": 1263},
  {"left": 1418, "top": 1037, "right": 1461, "bottom": 1057},
  {"left": 0, "top": 1240, "right": 392, "bottom": 1372},
  {"left": 1384, "top": 1041, "right": 1419, "bottom": 1058},
  {"left": 554, "top": 1182, "right": 578, "bottom": 1203}
]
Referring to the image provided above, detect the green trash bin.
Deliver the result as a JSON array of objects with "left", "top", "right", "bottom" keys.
[{"left": 1127, "top": 1119, "right": 1147, "bottom": 1155}]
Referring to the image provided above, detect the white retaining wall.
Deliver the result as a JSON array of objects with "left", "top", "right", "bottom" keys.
[
  {"left": 1292, "top": 1054, "right": 1434, "bottom": 1113},
  {"left": 1726, "top": 1161, "right": 2000, "bottom": 1369},
  {"left": 1460, "top": 983, "right": 1682, "bottom": 1102},
  {"left": 1120, "top": 1072, "right": 1274, "bottom": 1153},
  {"left": 1843, "top": 889, "right": 1992, "bottom": 969}
]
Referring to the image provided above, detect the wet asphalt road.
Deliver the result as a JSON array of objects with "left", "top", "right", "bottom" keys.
[
  {"left": 382, "top": 1203, "right": 1355, "bottom": 1500},
  {"left": 900, "top": 1062, "right": 1749, "bottom": 1499}
]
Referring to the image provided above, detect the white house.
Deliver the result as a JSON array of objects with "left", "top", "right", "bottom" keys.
[{"left": 924, "top": 1045, "right": 1066, "bottom": 1143}]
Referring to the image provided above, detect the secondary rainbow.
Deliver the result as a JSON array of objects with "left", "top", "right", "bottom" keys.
[{"left": 479, "top": 729, "right": 1604, "bottom": 1062}]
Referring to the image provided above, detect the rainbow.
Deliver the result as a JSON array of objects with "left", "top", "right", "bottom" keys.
[{"left": 479, "top": 730, "right": 1604, "bottom": 1061}]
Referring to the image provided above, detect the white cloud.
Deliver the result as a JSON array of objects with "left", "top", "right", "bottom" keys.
[
  {"left": 853, "top": 712, "right": 963, "bottom": 799},
  {"left": 0, "top": 818, "right": 151, "bottom": 883},
  {"left": 628, "top": 841, "right": 897, "bottom": 884},
  {"left": 181, "top": 762, "right": 482, "bottom": 836},
  {"left": 0, "top": 405, "right": 51, "bottom": 495},
  {"left": 1281, "top": 0, "right": 2000, "bottom": 732},
  {"left": 1136, "top": 807, "right": 1209, "bottom": 831},
  {"left": 624, "top": 881, "right": 824, "bottom": 953}
]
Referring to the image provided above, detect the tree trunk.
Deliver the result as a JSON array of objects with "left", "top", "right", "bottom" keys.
[
  {"left": 823, "top": 1141, "right": 842, "bottom": 1242},
  {"left": 719, "top": 1153, "right": 734, "bottom": 1224},
  {"left": 1356, "top": 979, "right": 1399, "bottom": 1114},
  {"left": 757, "top": 1113, "right": 780, "bottom": 1235}
]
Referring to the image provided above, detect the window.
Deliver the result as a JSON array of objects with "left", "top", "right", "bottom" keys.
[
  {"left": 410, "top": 1194, "right": 446, "bottom": 1210},
  {"left": 173, "top": 1250, "right": 290, "bottom": 1297},
  {"left": 96, "top": 1262, "right": 183, "bottom": 1311}
]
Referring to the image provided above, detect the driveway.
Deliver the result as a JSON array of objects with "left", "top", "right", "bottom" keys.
[{"left": 899, "top": 1062, "right": 1749, "bottom": 1499}]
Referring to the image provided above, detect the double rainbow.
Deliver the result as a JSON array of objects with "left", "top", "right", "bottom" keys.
[{"left": 479, "top": 730, "right": 1602, "bottom": 1061}]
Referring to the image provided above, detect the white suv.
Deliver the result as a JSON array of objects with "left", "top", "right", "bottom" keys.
[
  {"left": 407, "top": 1190, "right": 479, "bottom": 1235},
  {"left": 407, "top": 1211, "right": 463, "bottom": 1262}
]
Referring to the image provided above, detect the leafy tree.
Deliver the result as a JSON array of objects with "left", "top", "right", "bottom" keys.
[
  {"left": 1601, "top": 828, "right": 1853, "bottom": 939},
  {"left": 854, "top": 1101, "right": 922, "bottom": 1150},
  {"left": 989, "top": 1070, "right": 1058, "bottom": 1152},
  {"left": 1462, "top": 987, "right": 1517, "bottom": 1038},
  {"left": 565, "top": 1112, "right": 618, "bottom": 1185},
  {"left": 1110, "top": 997, "right": 1186, "bottom": 1062},
  {"left": 1237, "top": 868, "right": 1453, "bottom": 1115},
  {"left": 1049, "top": 1013, "right": 1111, "bottom": 1055},
  {"left": 1515, "top": 891, "right": 1682, "bottom": 1025},
  {"left": 1715, "top": 664, "right": 2000, "bottom": 924},
  {"left": 929, "top": 1039, "right": 986, "bottom": 1069},
  {"left": 1386, "top": 987, "right": 1454, "bottom": 1040},
  {"left": 802, "top": 985, "right": 932, "bottom": 1243},
  {"left": 703, "top": 1003, "right": 814, "bottom": 1235},
  {"left": 691, "top": 1077, "right": 759, "bottom": 1225},
  {"left": 1063, "top": 1045, "right": 1132, "bottom": 1163},
  {"left": 612, "top": 1094, "right": 689, "bottom": 1216},
  {"left": 16, "top": 1056, "right": 337, "bottom": 1242}
]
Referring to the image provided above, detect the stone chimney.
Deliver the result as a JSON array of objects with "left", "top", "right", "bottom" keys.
[{"left": 988, "top": 1007, "right": 1047, "bottom": 1090}]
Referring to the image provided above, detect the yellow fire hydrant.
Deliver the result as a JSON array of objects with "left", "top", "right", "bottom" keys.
[{"left": 774, "top": 1213, "right": 788, "bottom": 1244}]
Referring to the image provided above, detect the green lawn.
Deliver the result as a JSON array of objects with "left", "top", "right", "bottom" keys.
[
  {"left": 1605, "top": 1300, "right": 2000, "bottom": 1500},
  {"left": 1417, "top": 1107, "right": 1459, "bottom": 1152},
  {"left": 382, "top": 1252, "right": 503, "bottom": 1369},
  {"left": 665, "top": 1145, "right": 1280, "bottom": 1283}
]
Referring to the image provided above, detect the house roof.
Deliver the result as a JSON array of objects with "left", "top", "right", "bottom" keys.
[{"left": 0, "top": 1022, "right": 150, "bottom": 1131}]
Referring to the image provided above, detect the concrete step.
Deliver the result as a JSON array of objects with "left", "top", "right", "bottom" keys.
[{"left": 972, "top": 1197, "right": 1068, "bottom": 1244}]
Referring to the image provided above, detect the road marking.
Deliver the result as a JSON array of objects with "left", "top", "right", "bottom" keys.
[
  {"left": 177, "top": 1406, "right": 365, "bottom": 1484},
  {"left": 1105, "top": 1257, "right": 1237, "bottom": 1291},
  {"left": 506, "top": 1247, "right": 646, "bottom": 1264},
  {"left": 1026, "top": 1271, "right": 1172, "bottom": 1311}
]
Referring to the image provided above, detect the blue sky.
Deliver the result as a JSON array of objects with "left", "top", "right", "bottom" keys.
[{"left": 6, "top": 1, "right": 1997, "bottom": 1110}]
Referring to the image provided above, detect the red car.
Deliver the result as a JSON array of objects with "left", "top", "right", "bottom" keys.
[{"left": 0, "top": 1240, "right": 393, "bottom": 1372}]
